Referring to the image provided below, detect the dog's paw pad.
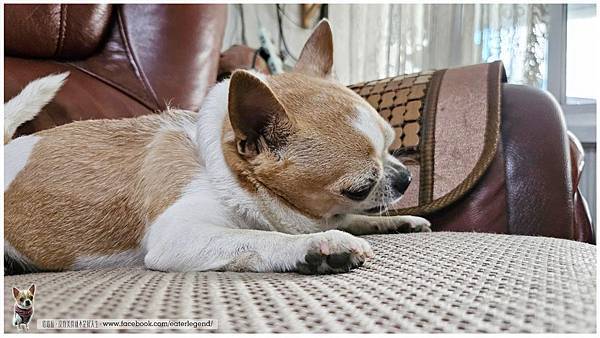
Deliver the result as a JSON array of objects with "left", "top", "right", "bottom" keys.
[
  {"left": 407, "top": 217, "right": 431, "bottom": 232},
  {"left": 411, "top": 221, "right": 432, "bottom": 232},
  {"left": 379, "top": 216, "right": 431, "bottom": 233},
  {"left": 297, "top": 230, "right": 372, "bottom": 275}
]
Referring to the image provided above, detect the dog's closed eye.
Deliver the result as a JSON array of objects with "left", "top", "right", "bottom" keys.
[{"left": 342, "top": 180, "right": 376, "bottom": 201}]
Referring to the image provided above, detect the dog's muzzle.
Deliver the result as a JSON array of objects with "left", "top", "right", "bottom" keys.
[{"left": 390, "top": 162, "right": 412, "bottom": 195}]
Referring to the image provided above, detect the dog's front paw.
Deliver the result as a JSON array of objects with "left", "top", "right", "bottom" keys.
[
  {"left": 297, "top": 230, "right": 373, "bottom": 275},
  {"left": 377, "top": 215, "right": 432, "bottom": 233}
]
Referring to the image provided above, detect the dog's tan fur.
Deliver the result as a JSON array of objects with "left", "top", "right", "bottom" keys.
[
  {"left": 220, "top": 72, "right": 389, "bottom": 222},
  {"left": 262, "top": 74, "right": 384, "bottom": 217},
  {"left": 5, "top": 73, "right": 382, "bottom": 269},
  {"left": 5, "top": 110, "right": 200, "bottom": 269},
  {"left": 12, "top": 285, "right": 35, "bottom": 302},
  {"left": 5, "top": 20, "right": 425, "bottom": 274},
  {"left": 221, "top": 72, "right": 384, "bottom": 219}
]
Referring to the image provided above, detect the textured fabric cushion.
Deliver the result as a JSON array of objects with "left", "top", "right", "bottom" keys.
[{"left": 4, "top": 232, "right": 596, "bottom": 333}]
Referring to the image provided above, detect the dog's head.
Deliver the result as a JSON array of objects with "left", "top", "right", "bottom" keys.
[
  {"left": 228, "top": 20, "right": 411, "bottom": 220},
  {"left": 12, "top": 285, "right": 35, "bottom": 308}
]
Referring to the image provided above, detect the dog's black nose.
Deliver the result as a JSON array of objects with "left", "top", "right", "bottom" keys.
[
  {"left": 391, "top": 164, "right": 411, "bottom": 194},
  {"left": 24, "top": 300, "right": 31, "bottom": 306}
]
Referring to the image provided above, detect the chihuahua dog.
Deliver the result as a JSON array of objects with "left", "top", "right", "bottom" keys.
[
  {"left": 4, "top": 21, "right": 430, "bottom": 275},
  {"left": 12, "top": 284, "right": 35, "bottom": 330}
]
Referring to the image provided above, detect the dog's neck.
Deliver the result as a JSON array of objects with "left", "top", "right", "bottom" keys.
[{"left": 195, "top": 79, "right": 326, "bottom": 234}]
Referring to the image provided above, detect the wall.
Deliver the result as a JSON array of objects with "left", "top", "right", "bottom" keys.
[
  {"left": 223, "top": 4, "right": 365, "bottom": 84},
  {"left": 581, "top": 145, "right": 596, "bottom": 226},
  {"left": 223, "top": 4, "right": 314, "bottom": 71}
]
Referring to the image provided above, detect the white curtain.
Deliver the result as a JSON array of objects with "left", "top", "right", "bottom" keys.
[{"left": 329, "top": 4, "right": 549, "bottom": 86}]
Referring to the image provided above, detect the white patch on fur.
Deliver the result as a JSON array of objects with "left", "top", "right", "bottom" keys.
[
  {"left": 72, "top": 249, "right": 145, "bottom": 270},
  {"left": 193, "top": 80, "right": 271, "bottom": 228},
  {"left": 353, "top": 104, "right": 388, "bottom": 155},
  {"left": 157, "top": 107, "right": 199, "bottom": 142},
  {"left": 193, "top": 76, "right": 324, "bottom": 233},
  {"left": 339, "top": 214, "right": 431, "bottom": 235},
  {"left": 141, "top": 74, "right": 353, "bottom": 273},
  {"left": 4, "top": 72, "right": 69, "bottom": 141},
  {"left": 382, "top": 122, "right": 395, "bottom": 149},
  {"left": 4, "top": 135, "right": 41, "bottom": 191},
  {"left": 142, "top": 174, "right": 238, "bottom": 271},
  {"left": 142, "top": 176, "right": 371, "bottom": 272},
  {"left": 4, "top": 240, "right": 36, "bottom": 272}
]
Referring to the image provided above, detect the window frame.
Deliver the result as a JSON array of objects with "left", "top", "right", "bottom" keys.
[{"left": 546, "top": 4, "right": 596, "bottom": 144}]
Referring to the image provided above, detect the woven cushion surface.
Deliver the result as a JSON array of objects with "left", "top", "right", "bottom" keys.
[{"left": 4, "top": 232, "right": 596, "bottom": 333}]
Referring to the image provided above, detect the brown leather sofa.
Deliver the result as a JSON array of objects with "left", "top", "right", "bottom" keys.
[
  {"left": 4, "top": 4, "right": 594, "bottom": 243},
  {"left": 4, "top": 4, "right": 227, "bottom": 132}
]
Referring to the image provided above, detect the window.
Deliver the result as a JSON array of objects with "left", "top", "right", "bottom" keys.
[
  {"left": 547, "top": 4, "right": 596, "bottom": 143},
  {"left": 566, "top": 4, "right": 596, "bottom": 105},
  {"left": 547, "top": 4, "right": 596, "bottom": 224}
]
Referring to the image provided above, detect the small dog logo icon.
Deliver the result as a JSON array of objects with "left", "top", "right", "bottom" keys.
[{"left": 12, "top": 284, "right": 35, "bottom": 331}]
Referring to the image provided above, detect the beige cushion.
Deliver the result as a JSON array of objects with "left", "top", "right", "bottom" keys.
[{"left": 4, "top": 232, "right": 596, "bottom": 333}]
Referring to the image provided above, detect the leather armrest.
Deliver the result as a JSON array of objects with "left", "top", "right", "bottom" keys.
[
  {"left": 568, "top": 131, "right": 594, "bottom": 243},
  {"left": 501, "top": 84, "right": 594, "bottom": 242},
  {"left": 402, "top": 83, "right": 594, "bottom": 243}
]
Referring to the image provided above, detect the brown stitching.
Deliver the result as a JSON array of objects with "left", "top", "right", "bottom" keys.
[
  {"left": 54, "top": 4, "right": 67, "bottom": 57},
  {"left": 392, "top": 61, "right": 505, "bottom": 216},
  {"left": 349, "top": 63, "right": 504, "bottom": 216},
  {"left": 64, "top": 62, "right": 155, "bottom": 113},
  {"left": 418, "top": 69, "right": 445, "bottom": 205},
  {"left": 117, "top": 7, "right": 161, "bottom": 110}
]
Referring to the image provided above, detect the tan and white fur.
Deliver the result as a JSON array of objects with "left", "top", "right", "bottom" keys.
[{"left": 4, "top": 21, "right": 430, "bottom": 275}]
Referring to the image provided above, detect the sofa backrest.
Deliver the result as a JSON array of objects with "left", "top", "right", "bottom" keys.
[
  {"left": 5, "top": 4, "right": 114, "bottom": 60},
  {"left": 5, "top": 4, "right": 228, "bottom": 136}
]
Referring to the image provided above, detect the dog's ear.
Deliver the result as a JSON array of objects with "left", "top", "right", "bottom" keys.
[
  {"left": 28, "top": 284, "right": 35, "bottom": 296},
  {"left": 294, "top": 19, "right": 334, "bottom": 78},
  {"left": 228, "top": 70, "right": 294, "bottom": 158},
  {"left": 12, "top": 287, "right": 20, "bottom": 299}
]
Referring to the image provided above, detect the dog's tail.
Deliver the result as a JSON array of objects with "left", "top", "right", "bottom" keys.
[{"left": 4, "top": 72, "right": 69, "bottom": 144}]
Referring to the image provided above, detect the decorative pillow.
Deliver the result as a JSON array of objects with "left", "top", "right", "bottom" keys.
[{"left": 348, "top": 61, "right": 506, "bottom": 215}]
